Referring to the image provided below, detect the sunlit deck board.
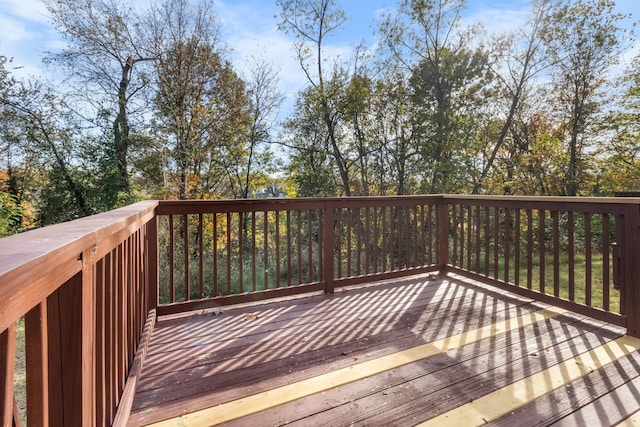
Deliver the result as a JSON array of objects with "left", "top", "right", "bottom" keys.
[{"left": 127, "top": 274, "right": 638, "bottom": 426}]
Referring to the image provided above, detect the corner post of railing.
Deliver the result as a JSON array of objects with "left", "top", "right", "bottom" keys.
[
  {"left": 437, "top": 197, "right": 449, "bottom": 274},
  {"left": 621, "top": 203, "right": 640, "bottom": 337},
  {"left": 323, "top": 200, "right": 335, "bottom": 294},
  {"left": 147, "top": 211, "right": 159, "bottom": 312}
]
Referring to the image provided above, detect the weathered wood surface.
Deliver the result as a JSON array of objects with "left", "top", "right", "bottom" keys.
[{"left": 127, "top": 273, "right": 640, "bottom": 426}]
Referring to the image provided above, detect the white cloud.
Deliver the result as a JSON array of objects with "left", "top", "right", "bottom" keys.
[
  {"left": 0, "top": 14, "right": 31, "bottom": 44},
  {"left": 215, "top": 0, "right": 375, "bottom": 119},
  {"left": 3, "top": 0, "right": 50, "bottom": 24},
  {"left": 461, "top": 6, "right": 529, "bottom": 36},
  {"left": 217, "top": 0, "right": 320, "bottom": 117},
  {"left": 0, "top": 0, "right": 58, "bottom": 78}
]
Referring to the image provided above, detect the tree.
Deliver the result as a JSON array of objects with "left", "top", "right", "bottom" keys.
[
  {"left": 495, "top": 107, "right": 568, "bottom": 196},
  {"left": 601, "top": 55, "right": 640, "bottom": 193},
  {"left": 0, "top": 56, "right": 95, "bottom": 224},
  {"left": 283, "top": 88, "right": 338, "bottom": 197},
  {"left": 230, "top": 58, "right": 284, "bottom": 199},
  {"left": 380, "top": 0, "right": 491, "bottom": 193},
  {"left": 368, "top": 72, "right": 421, "bottom": 195},
  {"left": 543, "top": 0, "right": 632, "bottom": 196},
  {"left": 277, "top": 0, "right": 354, "bottom": 196},
  {"left": 149, "top": 0, "right": 253, "bottom": 200},
  {"left": 45, "top": 0, "right": 155, "bottom": 198},
  {"left": 472, "top": 0, "right": 553, "bottom": 194}
]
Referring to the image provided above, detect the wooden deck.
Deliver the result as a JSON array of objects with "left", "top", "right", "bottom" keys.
[{"left": 127, "top": 273, "right": 640, "bottom": 427}]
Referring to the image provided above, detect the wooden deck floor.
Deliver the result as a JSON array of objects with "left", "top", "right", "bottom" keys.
[{"left": 127, "top": 273, "right": 640, "bottom": 427}]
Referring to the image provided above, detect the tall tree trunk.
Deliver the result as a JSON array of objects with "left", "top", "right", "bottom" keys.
[
  {"left": 113, "top": 57, "right": 133, "bottom": 194},
  {"left": 472, "top": 87, "right": 522, "bottom": 194}
]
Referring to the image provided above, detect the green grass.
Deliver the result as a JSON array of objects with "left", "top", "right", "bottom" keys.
[
  {"left": 14, "top": 317, "right": 26, "bottom": 425},
  {"left": 457, "top": 251, "right": 620, "bottom": 314}
]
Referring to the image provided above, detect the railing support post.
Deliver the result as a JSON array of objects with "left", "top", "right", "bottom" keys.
[
  {"left": 621, "top": 204, "right": 640, "bottom": 337},
  {"left": 437, "top": 201, "right": 449, "bottom": 274},
  {"left": 323, "top": 201, "right": 335, "bottom": 294}
]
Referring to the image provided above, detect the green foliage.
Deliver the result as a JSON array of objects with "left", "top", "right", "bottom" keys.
[
  {"left": 2, "top": 0, "right": 640, "bottom": 229},
  {"left": 543, "top": 0, "right": 633, "bottom": 195},
  {"left": 600, "top": 55, "right": 640, "bottom": 194},
  {"left": 0, "top": 192, "right": 24, "bottom": 236}
]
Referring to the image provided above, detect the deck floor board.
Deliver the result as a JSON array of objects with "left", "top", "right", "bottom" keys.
[
  {"left": 231, "top": 314, "right": 617, "bottom": 427},
  {"left": 128, "top": 274, "right": 635, "bottom": 427}
]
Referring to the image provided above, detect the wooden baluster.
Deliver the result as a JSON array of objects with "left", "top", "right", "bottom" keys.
[
  {"left": 308, "top": 210, "right": 314, "bottom": 282},
  {"left": 366, "top": 207, "right": 371, "bottom": 274},
  {"left": 1, "top": 324, "right": 17, "bottom": 427},
  {"left": 147, "top": 215, "right": 158, "bottom": 312},
  {"left": 459, "top": 205, "right": 465, "bottom": 268},
  {"left": 504, "top": 208, "right": 511, "bottom": 284},
  {"left": 275, "top": 211, "right": 280, "bottom": 288},
  {"left": 25, "top": 302, "right": 49, "bottom": 427},
  {"left": 539, "top": 209, "right": 546, "bottom": 294},
  {"left": 514, "top": 209, "right": 521, "bottom": 287},
  {"left": 568, "top": 212, "right": 575, "bottom": 301},
  {"left": 318, "top": 209, "right": 323, "bottom": 283},
  {"left": 252, "top": 211, "right": 257, "bottom": 292},
  {"left": 585, "top": 213, "right": 592, "bottom": 306},
  {"left": 527, "top": 209, "right": 533, "bottom": 290},
  {"left": 484, "top": 206, "right": 490, "bottom": 277},
  {"left": 382, "top": 207, "right": 388, "bottom": 271},
  {"left": 227, "top": 212, "right": 232, "bottom": 295},
  {"left": 239, "top": 212, "right": 244, "bottom": 293},
  {"left": 297, "top": 210, "right": 302, "bottom": 284},
  {"left": 183, "top": 214, "right": 189, "bottom": 301},
  {"left": 199, "top": 214, "right": 204, "bottom": 299},
  {"left": 168, "top": 215, "right": 175, "bottom": 303},
  {"left": 602, "top": 213, "right": 610, "bottom": 311},
  {"left": 212, "top": 213, "right": 218, "bottom": 297},
  {"left": 323, "top": 202, "right": 335, "bottom": 294},
  {"left": 493, "top": 207, "right": 499, "bottom": 280},
  {"left": 373, "top": 207, "right": 379, "bottom": 273},
  {"left": 335, "top": 209, "right": 343, "bottom": 278},
  {"left": 287, "top": 210, "right": 292, "bottom": 287},
  {"left": 475, "top": 206, "right": 481, "bottom": 273},
  {"left": 553, "top": 211, "right": 560, "bottom": 297},
  {"left": 437, "top": 202, "right": 449, "bottom": 273},
  {"left": 451, "top": 205, "right": 458, "bottom": 267},
  {"left": 467, "top": 206, "right": 472, "bottom": 271},
  {"left": 263, "top": 211, "right": 269, "bottom": 290}
]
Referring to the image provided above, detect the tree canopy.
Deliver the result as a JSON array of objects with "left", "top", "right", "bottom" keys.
[{"left": 0, "top": 0, "right": 639, "bottom": 232}]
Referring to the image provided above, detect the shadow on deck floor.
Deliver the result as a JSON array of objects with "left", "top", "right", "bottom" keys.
[{"left": 127, "top": 273, "right": 640, "bottom": 427}]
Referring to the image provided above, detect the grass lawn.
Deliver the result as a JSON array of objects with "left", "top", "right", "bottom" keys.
[{"left": 466, "top": 252, "right": 620, "bottom": 314}]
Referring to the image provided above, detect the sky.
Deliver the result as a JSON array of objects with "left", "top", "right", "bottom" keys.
[{"left": 1, "top": 0, "right": 640, "bottom": 113}]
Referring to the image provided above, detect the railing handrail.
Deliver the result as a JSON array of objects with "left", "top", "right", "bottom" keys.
[
  {"left": 441, "top": 194, "right": 638, "bottom": 213},
  {"left": 442, "top": 194, "right": 640, "bottom": 204},
  {"left": 156, "top": 195, "right": 445, "bottom": 213},
  {"left": 0, "top": 200, "right": 158, "bottom": 334}
]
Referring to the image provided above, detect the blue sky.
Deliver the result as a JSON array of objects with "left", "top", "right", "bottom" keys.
[{"left": 1, "top": 0, "right": 639, "bottom": 105}]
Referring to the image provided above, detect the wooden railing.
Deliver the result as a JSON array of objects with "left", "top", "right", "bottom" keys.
[
  {"left": 154, "top": 197, "right": 442, "bottom": 315},
  {"left": 442, "top": 196, "right": 637, "bottom": 329},
  {"left": 2, "top": 195, "right": 640, "bottom": 425},
  {"left": 0, "top": 201, "right": 158, "bottom": 426}
]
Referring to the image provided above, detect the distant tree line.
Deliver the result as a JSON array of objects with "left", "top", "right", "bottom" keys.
[
  {"left": 0, "top": 0, "right": 638, "bottom": 235},
  {"left": 279, "top": 0, "right": 638, "bottom": 198}
]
